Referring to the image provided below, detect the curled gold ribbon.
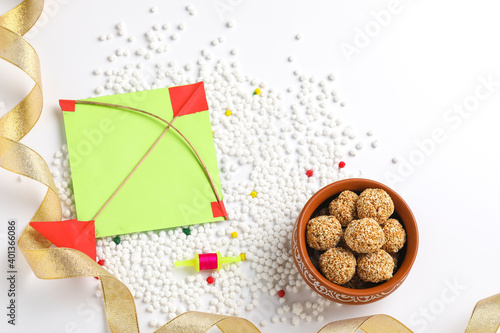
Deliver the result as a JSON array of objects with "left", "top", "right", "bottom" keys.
[
  {"left": 159, "top": 311, "right": 259, "bottom": 332},
  {"left": 465, "top": 293, "right": 500, "bottom": 333},
  {"left": 0, "top": 0, "right": 43, "bottom": 142},
  {"left": 318, "top": 314, "right": 412, "bottom": 333},
  {"left": 2, "top": 1, "right": 500, "bottom": 333}
]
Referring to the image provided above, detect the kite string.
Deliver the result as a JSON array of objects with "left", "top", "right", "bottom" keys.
[
  {"left": 74, "top": 100, "right": 226, "bottom": 220},
  {"left": 92, "top": 117, "right": 178, "bottom": 221}
]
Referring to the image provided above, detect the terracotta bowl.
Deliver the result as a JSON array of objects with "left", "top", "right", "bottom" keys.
[{"left": 292, "top": 178, "right": 418, "bottom": 304}]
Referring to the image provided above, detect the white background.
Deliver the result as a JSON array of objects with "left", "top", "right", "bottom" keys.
[{"left": 1, "top": 0, "right": 500, "bottom": 332}]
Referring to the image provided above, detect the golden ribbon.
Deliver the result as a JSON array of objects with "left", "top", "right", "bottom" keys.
[
  {"left": 465, "top": 293, "right": 500, "bottom": 333},
  {"left": 1, "top": 1, "right": 499, "bottom": 332}
]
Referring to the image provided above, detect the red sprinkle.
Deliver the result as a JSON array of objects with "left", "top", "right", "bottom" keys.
[
  {"left": 278, "top": 290, "right": 285, "bottom": 297},
  {"left": 306, "top": 170, "right": 313, "bottom": 177},
  {"left": 94, "top": 276, "right": 99, "bottom": 280},
  {"left": 207, "top": 276, "right": 214, "bottom": 284},
  {"left": 98, "top": 259, "right": 105, "bottom": 266},
  {"left": 339, "top": 161, "right": 346, "bottom": 168}
]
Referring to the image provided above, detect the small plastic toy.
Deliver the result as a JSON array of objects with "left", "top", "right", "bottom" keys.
[{"left": 174, "top": 251, "right": 241, "bottom": 271}]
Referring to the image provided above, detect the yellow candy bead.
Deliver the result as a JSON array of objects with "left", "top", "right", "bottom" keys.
[
  {"left": 225, "top": 110, "right": 232, "bottom": 116},
  {"left": 253, "top": 88, "right": 261, "bottom": 95},
  {"left": 250, "top": 191, "right": 257, "bottom": 198},
  {"left": 240, "top": 253, "right": 246, "bottom": 261},
  {"left": 231, "top": 231, "right": 238, "bottom": 238}
]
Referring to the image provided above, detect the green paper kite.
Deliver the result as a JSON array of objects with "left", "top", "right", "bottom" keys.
[{"left": 60, "top": 82, "right": 226, "bottom": 237}]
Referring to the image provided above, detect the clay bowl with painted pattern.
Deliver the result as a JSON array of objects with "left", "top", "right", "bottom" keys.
[{"left": 291, "top": 178, "right": 418, "bottom": 304}]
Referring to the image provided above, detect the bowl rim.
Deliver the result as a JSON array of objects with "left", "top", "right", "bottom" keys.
[{"left": 296, "top": 178, "right": 419, "bottom": 297}]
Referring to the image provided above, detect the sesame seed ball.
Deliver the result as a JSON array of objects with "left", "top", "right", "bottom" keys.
[
  {"left": 344, "top": 218, "right": 385, "bottom": 253},
  {"left": 356, "top": 188, "right": 394, "bottom": 224},
  {"left": 306, "top": 216, "right": 342, "bottom": 251},
  {"left": 337, "top": 234, "right": 361, "bottom": 258},
  {"left": 381, "top": 218, "right": 406, "bottom": 253},
  {"left": 357, "top": 249, "right": 394, "bottom": 283},
  {"left": 319, "top": 247, "right": 356, "bottom": 285},
  {"left": 312, "top": 206, "right": 330, "bottom": 219},
  {"left": 328, "top": 190, "right": 358, "bottom": 227}
]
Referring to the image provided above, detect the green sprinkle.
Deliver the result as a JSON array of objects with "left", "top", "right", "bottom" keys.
[
  {"left": 113, "top": 236, "right": 121, "bottom": 245},
  {"left": 182, "top": 228, "right": 191, "bottom": 236}
]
